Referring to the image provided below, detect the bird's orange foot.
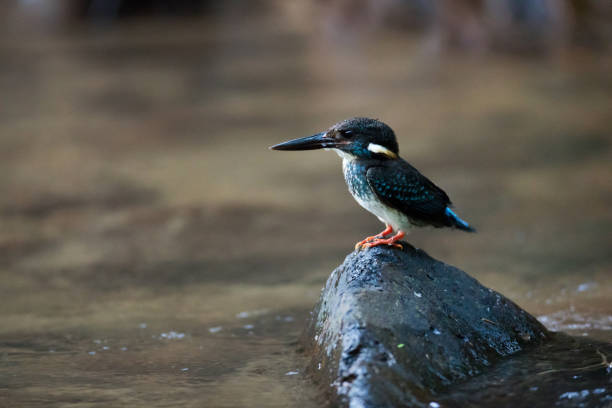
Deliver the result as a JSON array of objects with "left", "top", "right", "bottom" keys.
[
  {"left": 354, "top": 225, "right": 393, "bottom": 250},
  {"left": 360, "top": 231, "right": 405, "bottom": 250}
]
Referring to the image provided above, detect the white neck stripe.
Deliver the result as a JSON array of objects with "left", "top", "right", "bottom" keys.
[{"left": 367, "top": 143, "right": 397, "bottom": 158}]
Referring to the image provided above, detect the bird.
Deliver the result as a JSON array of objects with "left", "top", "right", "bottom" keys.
[{"left": 270, "top": 117, "right": 475, "bottom": 250}]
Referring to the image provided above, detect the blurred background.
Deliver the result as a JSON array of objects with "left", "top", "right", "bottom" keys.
[{"left": 1, "top": 0, "right": 611, "bottom": 406}]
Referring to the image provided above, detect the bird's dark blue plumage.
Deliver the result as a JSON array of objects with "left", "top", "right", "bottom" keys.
[
  {"left": 270, "top": 117, "right": 475, "bottom": 249},
  {"left": 367, "top": 160, "right": 451, "bottom": 227}
]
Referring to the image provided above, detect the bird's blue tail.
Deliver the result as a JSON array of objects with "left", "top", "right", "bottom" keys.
[{"left": 445, "top": 207, "right": 476, "bottom": 232}]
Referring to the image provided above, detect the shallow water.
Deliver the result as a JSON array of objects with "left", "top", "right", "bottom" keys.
[
  {"left": 436, "top": 333, "right": 612, "bottom": 407},
  {"left": 0, "top": 6, "right": 611, "bottom": 407}
]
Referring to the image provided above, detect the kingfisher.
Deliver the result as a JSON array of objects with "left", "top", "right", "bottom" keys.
[{"left": 270, "top": 117, "right": 475, "bottom": 250}]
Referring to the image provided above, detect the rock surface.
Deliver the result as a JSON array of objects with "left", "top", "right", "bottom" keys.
[{"left": 304, "top": 243, "right": 553, "bottom": 407}]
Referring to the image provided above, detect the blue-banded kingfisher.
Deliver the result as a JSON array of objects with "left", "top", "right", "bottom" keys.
[{"left": 270, "top": 117, "right": 475, "bottom": 250}]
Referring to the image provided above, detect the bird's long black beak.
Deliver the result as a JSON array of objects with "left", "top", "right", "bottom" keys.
[{"left": 269, "top": 132, "right": 334, "bottom": 151}]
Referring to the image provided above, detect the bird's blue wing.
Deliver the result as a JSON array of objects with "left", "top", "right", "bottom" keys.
[{"left": 365, "top": 161, "right": 451, "bottom": 226}]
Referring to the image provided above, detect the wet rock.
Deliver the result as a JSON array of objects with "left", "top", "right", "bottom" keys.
[{"left": 304, "top": 243, "right": 550, "bottom": 407}]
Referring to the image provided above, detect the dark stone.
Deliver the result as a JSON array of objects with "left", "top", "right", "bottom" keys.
[{"left": 304, "top": 243, "right": 553, "bottom": 407}]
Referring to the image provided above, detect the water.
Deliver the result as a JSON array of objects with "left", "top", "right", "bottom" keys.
[
  {"left": 0, "top": 7, "right": 611, "bottom": 407},
  {"left": 436, "top": 334, "right": 612, "bottom": 407}
]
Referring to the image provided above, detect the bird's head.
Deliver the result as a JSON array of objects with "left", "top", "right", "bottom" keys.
[{"left": 270, "top": 117, "right": 399, "bottom": 160}]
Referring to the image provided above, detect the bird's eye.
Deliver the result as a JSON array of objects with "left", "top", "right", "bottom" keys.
[{"left": 340, "top": 130, "right": 354, "bottom": 139}]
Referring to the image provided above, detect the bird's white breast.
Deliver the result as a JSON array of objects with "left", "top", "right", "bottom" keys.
[
  {"left": 352, "top": 192, "right": 414, "bottom": 233},
  {"left": 339, "top": 153, "right": 413, "bottom": 233}
]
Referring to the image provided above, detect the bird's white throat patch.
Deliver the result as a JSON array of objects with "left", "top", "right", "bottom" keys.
[
  {"left": 330, "top": 148, "right": 355, "bottom": 161},
  {"left": 367, "top": 143, "right": 397, "bottom": 159}
]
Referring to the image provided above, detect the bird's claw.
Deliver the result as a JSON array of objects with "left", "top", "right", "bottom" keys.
[
  {"left": 355, "top": 224, "right": 405, "bottom": 251},
  {"left": 354, "top": 235, "right": 383, "bottom": 250},
  {"left": 354, "top": 225, "right": 394, "bottom": 250},
  {"left": 361, "top": 240, "right": 403, "bottom": 250},
  {"left": 355, "top": 240, "right": 403, "bottom": 251},
  {"left": 355, "top": 230, "right": 405, "bottom": 251}
]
